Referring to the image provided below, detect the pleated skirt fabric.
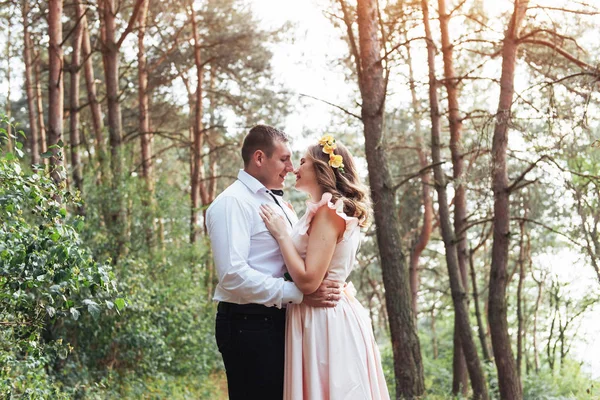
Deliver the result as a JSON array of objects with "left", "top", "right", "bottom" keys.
[{"left": 283, "top": 290, "right": 390, "bottom": 400}]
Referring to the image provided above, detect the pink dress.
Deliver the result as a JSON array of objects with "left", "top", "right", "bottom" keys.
[{"left": 284, "top": 193, "right": 390, "bottom": 400}]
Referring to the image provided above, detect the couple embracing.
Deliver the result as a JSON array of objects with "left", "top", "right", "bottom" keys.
[{"left": 206, "top": 125, "right": 390, "bottom": 400}]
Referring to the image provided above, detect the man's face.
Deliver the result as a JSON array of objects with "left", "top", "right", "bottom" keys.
[{"left": 259, "top": 140, "right": 294, "bottom": 189}]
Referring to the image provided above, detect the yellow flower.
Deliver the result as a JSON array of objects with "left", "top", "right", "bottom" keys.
[
  {"left": 322, "top": 143, "right": 337, "bottom": 155},
  {"left": 318, "top": 135, "right": 335, "bottom": 148},
  {"left": 329, "top": 154, "right": 344, "bottom": 169}
]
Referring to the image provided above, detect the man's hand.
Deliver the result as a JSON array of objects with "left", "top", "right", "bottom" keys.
[{"left": 302, "top": 279, "right": 342, "bottom": 308}]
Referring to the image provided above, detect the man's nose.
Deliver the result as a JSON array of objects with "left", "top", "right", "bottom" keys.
[{"left": 286, "top": 161, "right": 294, "bottom": 172}]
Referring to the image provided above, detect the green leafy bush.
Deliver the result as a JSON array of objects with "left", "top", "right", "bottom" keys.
[{"left": 0, "top": 115, "right": 122, "bottom": 397}]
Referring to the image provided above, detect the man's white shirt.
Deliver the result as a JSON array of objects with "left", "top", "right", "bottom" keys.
[{"left": 206, "top": 170, "right": 303, "bottom": 308}]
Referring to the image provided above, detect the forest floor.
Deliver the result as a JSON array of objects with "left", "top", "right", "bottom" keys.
[{"left": 210, "top": 371, "right": 228, "bottom": 399}]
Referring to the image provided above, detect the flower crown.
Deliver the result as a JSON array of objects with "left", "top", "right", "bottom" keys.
[{"left": 318, "top": 135, "right": 345, "bottom": 173}]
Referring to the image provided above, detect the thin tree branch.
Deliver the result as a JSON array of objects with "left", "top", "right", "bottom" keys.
[
  {"left": 449, "top": 0, "right": 468, "bottom": 16},
  {"left": 116, "top": 0, "right": 144, "bottom": 49},
  {"left": 507, "top": 155, "right": 548, "bottom": 193},
  {"left": 520, "top": 39, "right": 598, "bottom": 71},
  {"left": 527, "top": 5, "right": 599, "bottom": 16},
  {"left": 392, "top": 161, "right": 446, "bottom": 191},
  {"left": 514, "top": 217, "right": 584, "bottom": 247},
  {"left": 299, "top": 93, "right": 362, "bottom": 120},
  {"left": 338, "top": 0, "right": 362, "bottom": 82},
  {"left": 378, "top": 36, "right": 427, "bottom": 64}
]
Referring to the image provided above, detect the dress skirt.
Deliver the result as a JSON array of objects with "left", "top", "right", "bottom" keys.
[{"left": 283, "top": 285, "right": 390, "bottom": 400}]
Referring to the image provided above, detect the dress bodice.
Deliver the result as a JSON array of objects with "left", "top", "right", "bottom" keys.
[{"left": 290, "top": 192, "right": 362, "bottom": 282}]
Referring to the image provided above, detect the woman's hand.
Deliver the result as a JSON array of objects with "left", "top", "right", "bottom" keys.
[{"left": 259, "top": 204, "right": 290, "bottom": 241}]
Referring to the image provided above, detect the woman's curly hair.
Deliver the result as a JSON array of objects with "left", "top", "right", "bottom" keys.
[{"left": 306, "top": 141, "right": 371, "bottom": 227}]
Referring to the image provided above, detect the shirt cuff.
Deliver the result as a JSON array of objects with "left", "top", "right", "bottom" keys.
[{"left": 282, "top": 281, "right": 304, "bottom": 305}]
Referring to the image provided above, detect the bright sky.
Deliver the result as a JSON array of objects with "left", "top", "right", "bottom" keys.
[{"left": 250, "top": 0, "right": 353, "bottom": 143}]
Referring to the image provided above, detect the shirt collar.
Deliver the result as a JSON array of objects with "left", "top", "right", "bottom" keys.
[{"left": 237, "top": 169, "right": 267, "bottom": 194}]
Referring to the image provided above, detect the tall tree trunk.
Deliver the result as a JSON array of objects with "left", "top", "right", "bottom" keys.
[
  {"left": 4, "top": 13, "right": 13, "bottom": 153},
  {"left": 48, "top": 0, "right": 64, "bottom": 183},
  {"left": 469, "top": 248, "right": 492, "bottom": 361},
  {"left": 488, "top": 1, "right": 529, "bottom": 398},
  {"left": 207, "top": 66, "right": 218, "bottom": 211},
  {"left": 205, "top": 65, "right": 219, "bottom": 296},
  {"left": 421, "top": 0, "right": 488, "bottom": 398},
  {"left": 532, "top": 271, "right": 543, "bottom": 373},
  {"left": 189, "top": 2, "right": 209, "bottom": 244},
  {"left": 406, "top": 41, "right": 433, "bottom": 318},
  {"left": 22, "top": 0, "right": 39, "bottom": 164},
  {"left": 100, "top": 0, "right": 126, "bottom": 257},
  {"left": 354, "top": 0, "right": 425, "bottom": 396},
  {"left": 430, "top": 306, "right": 439, "bottom": 360},
  {"left": 436, "top": 0, "right": 470, "bottom": 394},
  {"left": 100, "top": 0, "right": 123, "bottom": 182},
  {"left": 81, "top": 4, "right": 108, "bottom": 182},
  {"left": 70, "top": 0, "right": 84, "bottom": 197},
  {"left": 99, "top": 0, "right": 144, "bottom": 258},
  {"left": 516, "top": 218, "right": 527, "bottom": 378},
  {"left": 137, "top": 0, "right": 155, "bottom": 249},
  {"left": 34, "top": 48, "right": 48, "bottom": 163}
]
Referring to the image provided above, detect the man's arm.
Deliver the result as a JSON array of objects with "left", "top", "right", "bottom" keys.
[{"left": 207, "top": 196, "right": 303, "bottom": 308}]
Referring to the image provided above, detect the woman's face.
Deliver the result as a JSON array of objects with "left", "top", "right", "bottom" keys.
[{"left": 294, "top": 152, "right": 318, "bottom": 193}]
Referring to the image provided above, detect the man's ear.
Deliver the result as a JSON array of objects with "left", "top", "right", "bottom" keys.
[{"left": 253, "top": 150, "right": 266, "bottom": 166}]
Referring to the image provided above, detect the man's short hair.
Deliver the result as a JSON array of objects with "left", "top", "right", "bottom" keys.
[{"left": 241, "top": 125, "right": 290, "bottom": 166}]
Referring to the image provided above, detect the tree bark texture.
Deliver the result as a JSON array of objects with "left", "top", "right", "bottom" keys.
[
  {"left": 355, "top": 0, "right": 425, "bottom": 397},
  {"left": 100, "top": 0, "right": 123, "bottom": 185},
  {"left": 516, "top": 219, "right": 527, "bottom": 378},
  {"left": 99, "top": 0, "right": 144, "bottom": 258},
  {"left": 421, "top": 0, "right": 488, "bottom": 398},
  {"left": 22, "top": 0, "right": 39, "bottom": 164},
  {"left": 70, "top": 0, "right": 84, "bottom": 196},
  {"left": 34, "top": 48, "right": 47, "bottom": 163},
  {"left": 48, "top": 0, "right": 64, "bottom": 183},
  {"left": 100, "top": 0, "right": 127, "bottom": 258},
  {"left": 138, "top": 0, "right": 152, "bottom": 190},
  {"left": 81, "top": 4, "right": 108, "bottom": 181},
  {"left": 137, "top": 0, "right": 155, "bottom": 248},
  {"left": 469, "top": 248, "right": 492, "bottom": 362},
  {"left": 436, "top": 0, "right": 470, "bottom": 392},
  {"left": 532, "top": 272, "right": 543, "bottom": 373},
  {"left": 5, "top": 13, "right": 13, "bottom": 153},
  {"left": 488, "top": 0, "right": 529, "bottom": 398},
  {"left": 406, "top": 41, "right": 433, "bottom": 318},
  {"left": 189, "top": 2, "right": 210, "bottom": 244}
]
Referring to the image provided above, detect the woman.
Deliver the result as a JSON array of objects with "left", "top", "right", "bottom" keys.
[{"left": 259, "top": 135, "right": 390, "bottom": 400}]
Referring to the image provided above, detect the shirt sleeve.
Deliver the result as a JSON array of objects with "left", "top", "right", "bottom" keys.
[{"left": 206, "top": 195, "right": 303, "bottom": 308}]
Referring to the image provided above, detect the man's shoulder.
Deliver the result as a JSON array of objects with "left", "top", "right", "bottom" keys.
[{"left": 207, "top": 181, "right": 252, "bottom": 212}]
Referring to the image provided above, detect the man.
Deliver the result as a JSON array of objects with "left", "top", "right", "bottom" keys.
[{"left": 206, "top": 125, "right": 342, "bottom": 400}]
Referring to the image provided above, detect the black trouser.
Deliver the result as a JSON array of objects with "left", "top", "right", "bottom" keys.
[{"left": 215, "top": 302, "right": 287, "bottom": 400}]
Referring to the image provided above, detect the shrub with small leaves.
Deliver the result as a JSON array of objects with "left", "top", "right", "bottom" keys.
[{"left": 0, "top": 115, "right": 123, "bottom": 397}]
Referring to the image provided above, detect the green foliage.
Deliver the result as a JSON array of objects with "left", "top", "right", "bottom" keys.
[
  {"left": 522, "top": 361, "right": 600, "bottom": 400},
  {"left": 0, "top": 115, "right": 122, "bottom": 397},
  {"left": 0, "top": 116, "right": 223, "bottom": 397}
]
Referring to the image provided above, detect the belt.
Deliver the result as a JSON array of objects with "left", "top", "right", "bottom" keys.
[{"left": 217, "top": 301, "right": 286, "bottom": 316}]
